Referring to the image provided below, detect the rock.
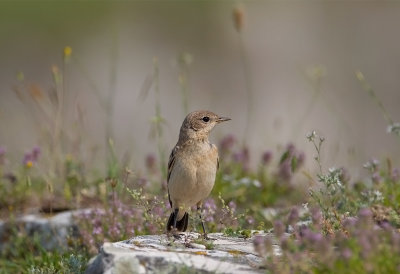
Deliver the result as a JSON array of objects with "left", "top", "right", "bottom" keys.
[
  {"left": 0, "top": 209, "right": 89, "bottom": 251},
  {"left": 86, "top": 232, "right": 280, "bottom": 274}
]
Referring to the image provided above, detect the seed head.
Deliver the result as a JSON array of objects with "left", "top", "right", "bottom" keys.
[{"left": 233, "top": 5, "right": 245, "bottom": 32}]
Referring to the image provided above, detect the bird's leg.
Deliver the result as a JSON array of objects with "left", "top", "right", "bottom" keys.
[
  {"left": 197, "top": 205, "right": 208, "bottom": 239},
  {"left": 173, "top": 208, "right": 179, "bottom": 230},
  {"left": 172, "top": 208, "right": 181, "bottom": 239}
]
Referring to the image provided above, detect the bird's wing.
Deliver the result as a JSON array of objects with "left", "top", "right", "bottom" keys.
[
  {"left": 167, "top": 146, "right": 179, "bottom": 183},
  {"left": 167, "top": 146, "right": 179, "bottom": 207},
  {"left": 213, "top": 144, "right": 219, "bottom": 170}
]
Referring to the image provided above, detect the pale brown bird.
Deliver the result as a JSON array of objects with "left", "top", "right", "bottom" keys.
[{"left": 166, "top": 110, "right": 230, "bottom": 236}]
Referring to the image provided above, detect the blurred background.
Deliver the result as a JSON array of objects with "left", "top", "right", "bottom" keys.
[{"left": 1, "top": 1, "right": 400, "bottom": 179}]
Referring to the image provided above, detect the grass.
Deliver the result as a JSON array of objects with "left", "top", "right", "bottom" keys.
[
  {"left": 3, "top": 121, "right": 399, "bottom": 272},
  {"left": 0, "top": 121, "right": 310, "bottom": 273}
]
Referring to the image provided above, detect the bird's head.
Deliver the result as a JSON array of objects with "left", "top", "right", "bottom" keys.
[{"left": 179, "top": 110, "right": 230, "bottom": 141}]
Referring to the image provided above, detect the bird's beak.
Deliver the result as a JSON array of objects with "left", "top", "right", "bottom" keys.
[{"left": 217, "top": 116, "right": 231, "bottom": 123}]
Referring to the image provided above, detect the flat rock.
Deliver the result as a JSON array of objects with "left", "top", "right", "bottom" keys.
[
  {"left": 86, "top": 232, "right": 280, "bottom": 274},
  {"left": 0, "top": 209, "right": 89, "bottom": 251}
]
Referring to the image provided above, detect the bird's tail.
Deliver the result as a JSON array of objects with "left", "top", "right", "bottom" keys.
[{"left": 167, "top": 211, "right": 189, "bottom": 232}]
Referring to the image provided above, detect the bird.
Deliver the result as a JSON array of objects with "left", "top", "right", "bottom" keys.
[{"left": 166, "top": 110, "right": 230, "bottom": 237}]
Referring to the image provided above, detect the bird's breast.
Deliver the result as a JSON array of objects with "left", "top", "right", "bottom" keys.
[{"left": 168, "top": 143, "right": 218, "bottom": 208}]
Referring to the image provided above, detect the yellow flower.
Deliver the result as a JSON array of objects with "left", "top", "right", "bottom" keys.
[
  {"left": 356, "top": 71, "right": 365, "bottom": 82},
  {"left": 64, "top": 46, "right": 72, "bottom": 57},
  {"left": 26, "top": 160, "right": 33, "bottom": 168},
  {"left": 66, "top": 154, "right": 73, "bottom": 162}
]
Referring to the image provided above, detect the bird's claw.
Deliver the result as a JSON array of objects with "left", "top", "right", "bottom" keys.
[{"left": 173, "top": 233, "right": 182, "bottom": 239}]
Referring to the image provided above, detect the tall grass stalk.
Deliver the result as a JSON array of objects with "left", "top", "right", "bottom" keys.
[
  {"left": 177, "top": 52, "right": 193, "bottom": 115},
  {"left": 307, "top": 130, "right": 324, "bottom": 174},
  {"left": 234, "top": 5, "right": 253, "bottom": 146},
  {"left": 294, "top": 66, "right": 351, "bottom": 139},
  {"left": 238, "top": 33, "right": 253, "bottom": 146},
  {"left": 152, "top": 57, "right": 167, "bottom": 179},
  {"left": 69, "top": 28, "right": 121, "bottom": 173},
  {"left": 356, "top": 71, "right": 393, "bottom": 124},
  {"left": 105, "top": 27, "right": 119, "bottom": 174},
  {"left": 292, "top": 66, "right": 324, "bottom": 138},
  {"left": 356, "top": 71, "right": 400, "bottom": 141}
]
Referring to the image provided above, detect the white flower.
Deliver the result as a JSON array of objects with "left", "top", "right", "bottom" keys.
[
  {"left": 387, "top": 123, "right": 400, "bottom": 136},
  {"left": 374, "top": 190, "right": 383, "bottom": 202}
]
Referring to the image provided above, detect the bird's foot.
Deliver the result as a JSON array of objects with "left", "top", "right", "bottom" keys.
[{"left": 173, "top": 233, "right": 183, "bottom": 239}]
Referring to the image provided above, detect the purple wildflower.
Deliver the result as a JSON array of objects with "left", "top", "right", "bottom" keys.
[
  {"left": 109, "top": 223, "right": 121, "bottom": 238},
  {"left": 22, "top": 146, "right": 41, "bottom": 167},
  {"left": 342, "top": 217, "right": 357, "bottom": 231},
  {"left": 203, "top": 198, "right": 217, "bottom": 222},
  {"left": 219, "top": 134, "right": 236, "bottom": 153},
  {"left": 22, "top": 152, "right": 33, "bottom": 166},
  {"left": 273, "top": 220, "right": 285, "bottom": 237},
  {"left": 358, "top": 208, "right": 373, "bottom": 228},
  {"left": 122, "top": 209, "right": 133, "bottom": 218},
  {"left": 278, "top": 160, "right": 292, "bottom": 181},
  {"left": 310, "top": 207, "right": 322, "bottom": 226},
  {"left": 297, "top": 151, "right": 305, "bottom": 167},
  {"left": 93, "top": 226, "right": 103, "bottom": 235},
  {"left": 152, "top": 206, "right": 164, "bottom": 218},
  {"left": 358, "top": 208, "right": 372, "bottom": 219},
  {"left": 32, "top": 146, "right": 40, "bottom": 161},
  {"left": 261, "top": 151, "right": 272, "bottom": 165},
  {"left": 246, "top": 216, "right": 255, "bottom": 225},
  {"left": 358, "top": 234, "right": 372, "bottom": 257},
  {"left": 308, "top": 231, "right": 323, "bottom": 243},
  {"left": 287, "top": 207, "right": 299, "bottom": 225},
  {"left": 136, "top": 177, "right": 148, "bottom": 188},
  {"left": 391, "top": 168, "right": 400, "bottom": 181},
  {"left": 146, "top": 223, "right": 157, "bottom": 234},
  {"left": 299, "top": 226, "right": 311, "bottom": 239},
  {"left": 372, "top": 172, "right": 381, "bottom": 184},
  {"left": 233, "top": 147, "right": 250, "bottom": 168},
  {"left": 203, "top": 198, "right": 217, "bottom": 211},
  {"left": 253, "top": 235, "right": 264, "bottom": 246},
  {"left": 228, "top": 201, "right": 237, "bottom": 213},
  {"left": 253, "top": 235, "right": 266, "bottom": 255},
  {"left": 342, "top": 248, "right": 352, "bottom": 260},
  {"left": 145, "top": 154, "right": 157, "bottom": 172},
  {"left": 286, "top": 143, "right": 295, "bottom": 156},
  {"left": 280, "top": 234, "right": 289, "bottom": 250},
  {"left": 204, "top": 214, "right": 214, "bottom": 223}
]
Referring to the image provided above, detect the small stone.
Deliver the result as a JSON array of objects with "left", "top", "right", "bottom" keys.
[{"left": 188, "top": 242, "right": 206, "bottom": 249}]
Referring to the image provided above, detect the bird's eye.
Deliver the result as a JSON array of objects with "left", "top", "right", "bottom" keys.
[{"left": 202, "top": 116, "right": 210, "bottom": 122}]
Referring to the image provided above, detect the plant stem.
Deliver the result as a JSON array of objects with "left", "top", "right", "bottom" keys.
[
  {"left": 238, "top": 33, "right": 253, "bottom": 146},
  {"left": 106, "top": 26, "right": 119, "bottom": 172},
  {"left": 356, "top": 71, "right": 393, "bottom": 125},
  {"left": 153, "top": 57, "right": 167, "bottom": 179}
]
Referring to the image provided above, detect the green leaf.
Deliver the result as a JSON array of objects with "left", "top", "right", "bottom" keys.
[
  {"left": 291, "top": 156, "right": 298, "bottom": 172},
  {"left": 279, "top": 151, "right": 289, "bottom": 164}
]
